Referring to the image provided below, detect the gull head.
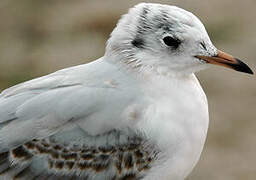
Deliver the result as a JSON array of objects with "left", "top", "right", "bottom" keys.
[{"left": 106, "top": 3, "right": 253, "bottom": 75}]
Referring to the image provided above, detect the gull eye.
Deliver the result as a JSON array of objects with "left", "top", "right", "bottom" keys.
[{"left": 163, "top": 36, "right": 181, "bottom": 49}]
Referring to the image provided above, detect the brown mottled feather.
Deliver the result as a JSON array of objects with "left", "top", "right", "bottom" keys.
[{"left": 0, "top": 129, "right": 159, "bottom": 180}]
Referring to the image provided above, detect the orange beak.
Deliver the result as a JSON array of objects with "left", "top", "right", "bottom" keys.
[{"left": 195, "top": 50, "right": 253, "bottom": 74}]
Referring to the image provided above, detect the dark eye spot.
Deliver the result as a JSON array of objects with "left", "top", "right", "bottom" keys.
[
  {"left": 163, "top": 36, "right": 181, "bottom": 49},
  {"left": 132, "top": 38, "right": 145, "bottom": 48}
]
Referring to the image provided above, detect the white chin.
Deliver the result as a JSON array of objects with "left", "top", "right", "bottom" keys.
[{"left": 183, "top": 63, "right": 211, "bottom": 74}]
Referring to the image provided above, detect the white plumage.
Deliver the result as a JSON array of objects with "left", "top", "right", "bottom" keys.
[{"left": 0, "top": 3, "right": 252, "bottom": 180}]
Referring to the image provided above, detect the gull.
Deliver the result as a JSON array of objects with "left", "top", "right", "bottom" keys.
[{"left": 0, "top": 3, "right": 253, "bottom": 180}]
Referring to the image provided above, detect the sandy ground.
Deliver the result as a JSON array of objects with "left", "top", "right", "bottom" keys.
[{"left": 0, "top": 0, "right": 255, "bottom": 179}]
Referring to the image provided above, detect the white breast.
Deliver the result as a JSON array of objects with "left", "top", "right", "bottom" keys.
[{"left": 137, "top": 74, "right": 209, "bottom": 180}]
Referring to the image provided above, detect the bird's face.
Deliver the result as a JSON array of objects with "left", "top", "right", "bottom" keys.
[{"left": 107, "top": 3, "right": 253, "bottom": 75}]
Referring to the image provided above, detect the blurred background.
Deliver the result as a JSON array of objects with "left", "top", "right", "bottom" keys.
[{"left": 0, "top": 0, "right": 255, "bottom": 179}]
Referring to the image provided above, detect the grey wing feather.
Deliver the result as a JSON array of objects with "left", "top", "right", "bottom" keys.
[
  {"left": 0, "top": 67, "right": 71, "bottom": 123},
  {"left": 0, "top": 59, "right": 145, "bottom": 180},
  {"left": 0, "top": 59, "right": 138, "bottom": 153},
  {"left": 0, "top": 60, "right": 113, "bottom": 151}
]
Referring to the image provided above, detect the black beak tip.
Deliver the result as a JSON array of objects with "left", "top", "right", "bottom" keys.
[{"left": 233, "top": 59, "right": 254, "bottom": 75}]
